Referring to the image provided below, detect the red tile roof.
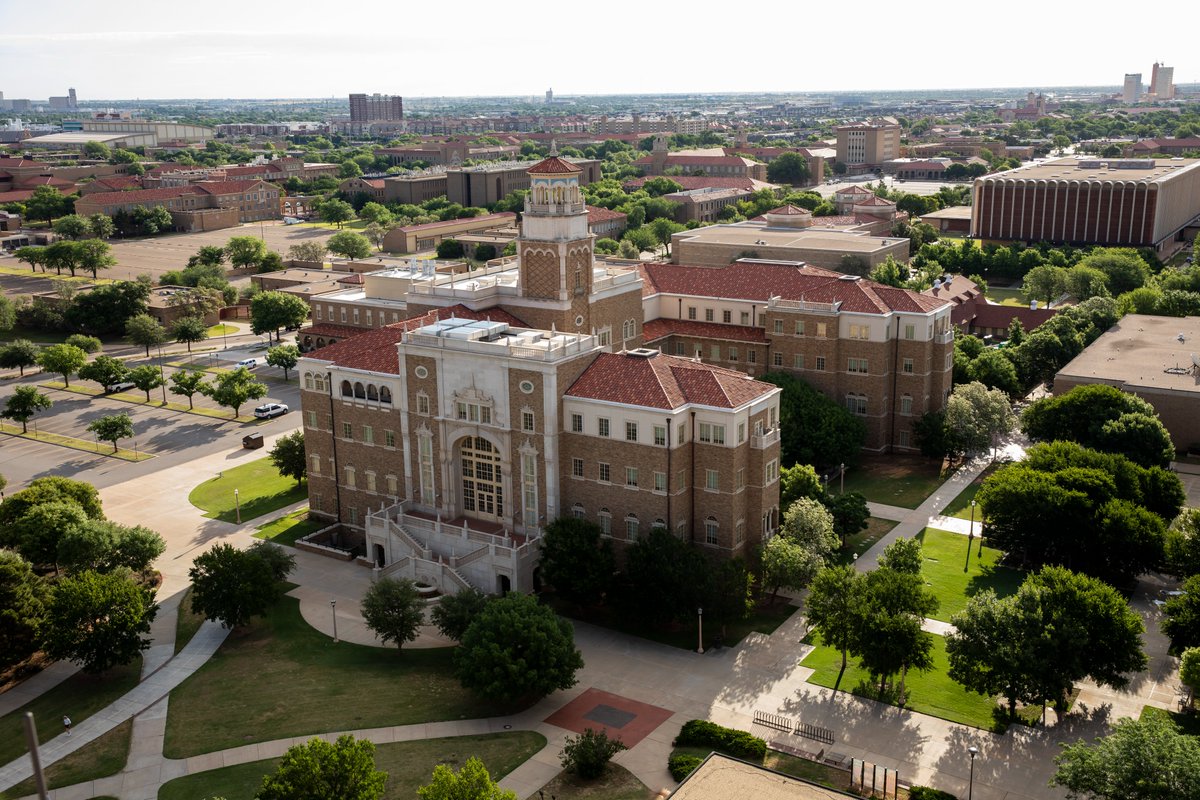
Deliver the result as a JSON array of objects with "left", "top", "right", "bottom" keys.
[
  {"left": 0, "top": 158, "right": 42, "bottom": 168},
  {"left": 0, "top": 190, "right": 34, "bottom": 203},
  {"left": 91, "top": 176, "right": 143, "bottom": 191},
  {"left": 763, "top": 205, "right": 812, "bottom": 216},
  {"left": 585, "top": 205, "right": 627, "bottom": 226},
  {"left": 642, "top": 318, "right": 768, "bottom": 344},
  {"left": 78, "top": 185, "right": 200, "bottom": 205},
  {"left": 624, "top": 176, "right": 763, "bottom": 192},
  {"left": 638, "top": 261, "right": 949, "bottom": 314},
  {"left": 194, "top": 179, "right": 276, "bottom": 195},
  {"left": 567, "top": 351, "right": 776, "bottom": 410},
  {"left": 835, "top": 185, "right": 875, "bottom": 195},
  {"left": 527, "top": 155, "right": 582, "bottom": 175},
  {"left": 300, "top": 323, "right": 367, "bottom": 339},
  {"left": 854, "top": 195, "right": 897, "bottom": 208},
  {"left": 634, "top": 154, "right": 754, "bottom": 167}
]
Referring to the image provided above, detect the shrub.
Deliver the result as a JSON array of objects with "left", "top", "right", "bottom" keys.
[
  {"left": 673, "top": 720, "right": 766, "bottom": 761},
  {"left": 668, "top": 753, "right": 703, "bottom": 782},
  {"left": 909, "top": 787, "right": 959, "bottom": 800},
  {"left": 64, "top": 334, "right": 102, "bottom": 354},
  {"left": 560, "top": 728, "right": 627, "bottom": 779}
]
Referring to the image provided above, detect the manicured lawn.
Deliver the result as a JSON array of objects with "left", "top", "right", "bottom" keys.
[
  {"left": 187, "top": 457, "right": 307, "bottom": 524},
  {"left": 253, "top": 507, "right": 324, "bottom": 546},
  {"left": 0, "top": 420, "right": 155, "bottom": 462},
  {"left": 835, "top": 518, "right": 898, "bottom": 565},
  {"left": 174, "top": 587, "right": 205, "bottom": 656},
  {"left": 802, "top": 636, "right": 1003, "bottom": 731},
  {"left": 916, "top": 528, "right": 1026, "bottom": 621},
  {"left": 157, "top": 732, "right": 545, "bottom": 800},
  {"left": 560, "top": 598, "right": 797, "bottom": 652},
  {"left": 0, "top": 265, "right": 115, "bottom": 285},
  {"left": 539, "top": 764, "right": 657, "bottom": 800},
  {"left": 0, "top": 325, "right": 74, "bottom": 345},
  {"left": 2, "top": 720, "right": 132, "bottom": 799},
  {"left": 985, "top": 287, "right": 1029, "bottom": 308},
  {"left": 0, "top": 657, "right": 142, "bottom": 767},
  {"left": 207, "top": 324, "right": 239, "bottom": 336},
  {"left": 838, "top": 456, "right": 948, "bottom": 509},
  {"left": 942, "top": 464, "right": 1000, "bottom": 521},
  {"left": 1141, "top": 704, "right": 1200, "bottom": 736},
  {"left": 163, "top": 596, "right": 522, "bottom": 758}
]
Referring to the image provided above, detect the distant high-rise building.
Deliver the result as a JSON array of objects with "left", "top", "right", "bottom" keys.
[
  {"left": 545, "top": 87, "right": 553, "bottom": 104},
  {"left": 48, "top": 87, "right": 78, "bottom": 111},
  {"left": 348, "top": 93, "right": 403, "bottom": 122},
  {"left": 1123, "top": 73, "right": 1142, "bottom": 104},
  {"left": 1150, "top": 63, "right": 1175, "bottom": 100}
]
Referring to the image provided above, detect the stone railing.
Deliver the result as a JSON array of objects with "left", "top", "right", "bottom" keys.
[{"left": 751, "top": 427, "right": 781, "bottom": 449}]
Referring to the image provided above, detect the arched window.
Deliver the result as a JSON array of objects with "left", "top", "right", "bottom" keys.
[
  {"left": 379, "top": 386, "right": 392, "bottom": 404},
  {"left": 366, "top": 385, "right": 379, "bottom": 402},
  {"left": 572, "top": 503, "right": 585, "bottom": 519},
  {"left": 354, "top": 382, "right": 366, "bottom": 399},
  {"left": 704, "top": 516, "right": 719, "bottom": 545},
  {"left": 314, "top": 373, "right": 326, "bottom": 392},
  {"left": 598, "top": 508, "right": 611, "bottom": 537},
  {"left": 303, "top": 373, "right": 313, "bottom": 390},
  {"left": 653, "top": 518, "right": 667, "bottom": 530},
  {"left": 341, "top": 380, "right": 352, "bottom": 397},
  {"left": 625, "top": 514, "right": 640, "bottom": 541}
]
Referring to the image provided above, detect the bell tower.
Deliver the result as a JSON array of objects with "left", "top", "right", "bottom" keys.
[{"left": 518, "top": 152, "right": 593, "bottom": 306}]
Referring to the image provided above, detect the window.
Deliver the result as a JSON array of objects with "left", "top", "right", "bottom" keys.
[
  {"left": 740, "top": 311, "right": 750, "bottom": 325},
  {"left": 625, "top": 421, "right": 638, "bottom": 442},
  {"left": 304, "top": 373, "right": 313, "bottom": 390},
  {"left": 765, "top": 459, "right": 779, "bottom": 484},
  {"left": 653, "top": 425, "right": 667, "bottom": 446},
  {"left": 899, "top": 430, "right": 911, "bottom": 448},
  {"left": 705, "top": 308, "right": 714, "bottom": 322},
  {"left": 625, "top": 467, "right": 638, "bottom": 487},
  {"left": 845, "top": 394, "right": 867, "bottom": 415},
  {"left": 698, "top": 423, "right": 725, "bottom": 444},
  {"left": 352, "top": 309, "right": 360, "bottom": 324},
  {"left": 748, "top": 350, "right": 756, "bottom": 364},
  {"left": 306, "top": 410, "right": 317, "bottom": 428},
  {"left": 722, "top": 309, "right": 732, "bottom": 324},
  {"left": 387, "top": 474, "right": 398, "bottom": 495},
  {"left": 385, "top": 430, "right": 395, "bottom": 448},
  {"left": 849, "top": 324, "right": 869, "bottom": 340},
  {"left": 900, "top": 394, "right": 913, "bottom": 415},
  {"left": 456, "top": 401, "right": 491, "bottom": 424},
  {"left": 341, "top": 422, "right": 353, "bottom": 439},
  {"left": 598, "top": 417, "right": 610, "bottom": 437},
  {"left": 710, "top": 344, "right": 720, "bottom": 360},
  {"left": 705, "top": 518, "right": 719, "bottom": 545},
  {"left": 687, "top": 306, "right": 697, "bottom": 320},
  {"left": 340, "top": 308, "right": 347, "bottom": 323},
  {"left": 677, "top": 469, "right": 687, "bottom": 489},
  {"left": 705, "top": 469, "right": 719, "bottom": 490},
  {"left": 773, "top": 352, "right": 783, "bottom": 366},
  {"left": 522, "top": 411, "right": 535, "bottom": 432},
  {"left": 816, "top": 322, "right": 827, "bottom": 337},
  {"left": 773, "top": 319, "right": 783, "bottom": 334},
  {"left": 674, "top": 342, "right": 686, "bottom": 355},
  {"left": 362, "top": 425, "right": 374, "bottom": 445},
  {"left": 313, "top": 374, "right": 325, "bottom": 392},
  {"left": 365, "top": 471, "right": 376, "bottom": 492},
  {"left": 847, "top": 358, "right": 868, "bottom": 374},
  {"left": 572, "top": 458, "right": 584, "bottom": 478},
  {"left": 345, "top": 466, "right": 356, "bottom": 489},
  {"left": 418, "top": 434, "right": 434, "bottom": 504},
  {"left": 736, "top": 468, "right": 745, "bottom": 490},
  {"left": 793, "top": 354, "right": 804, "bottom": 369},
  {"left": 904, "top": 324, "right": 915, "bottom": 340},
  {"left": 598, "top": 462, "right": 611, "bottom": 483},
  {"left": 794, "top": 320, "right": 805, "bottom": 336},
  {"left": 349, "top": 507, "right": 358, "bottom": 526},
  {"left": 571, "top": 413, "right": 583, "bottom": 433},
  {"left": 946, "top": 352, "right": 954, "bottom": 370},
  {"left": 735, "top": 519, "right": 746, "bottom": 546},
  {"left": 903, "top": 357, "right": 914, "bottom": 374},
  {"left": 522, "top": 453, "right": 538, "bottom": 527},
  {"left": 622, "top": 319, "right": 635, "bottom": 340},
  {"left": 417, "top": 394, "right": 430, "bottom": 415},
  {"left": 598, "top": 509, "right": 611, "bottom": 536},
  {"left": 366, "top": 310, "right": 372, "bottom": 326},
  {"left": 310, "top": 454, "right": 321, "bottom": 475},
  {"left": 728, "top": 347, "right": 738, "bottom": 362},
  {"left": 625, "top": 517, "right": 640, "bottom": 541},
  {"left": 654, "top": 471, "right": 666, "bottom": 493},
  {"left": 815, "top": 356, "right": 826, "bottom": 371},
  {"left": 572, "top": 503, "right": 585, "bottom": 519}
]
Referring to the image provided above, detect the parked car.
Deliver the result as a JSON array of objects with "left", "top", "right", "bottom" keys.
[
  {"left": 253, "top": 403, "right": 289, "bottom": 419},
  {"left": 105, "top": 381, "right": 136, "bottom": 394},
  {"left": 236, "top": 358, "right": 258, "bottom": 369}
]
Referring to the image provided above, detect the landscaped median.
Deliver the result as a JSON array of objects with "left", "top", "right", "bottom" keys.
[
  {"left": 188, "top": 458, "right": 306, "bottom": 524},
  {"left": 0, "top": 420, "right": 154, "bottom": 461},
  {"left": 1, "top": 720, "right": 132, "bottom": 799},
  {"left": 253, "top": 506, "right": 324, "bottom": 545},
  {"left": 40, "top": 381, "right": 258, "bottom": 423}
]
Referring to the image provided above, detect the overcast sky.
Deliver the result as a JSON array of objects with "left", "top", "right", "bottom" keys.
[{"left": 2, "top": 0, "right": 1196, "bottom": 101}]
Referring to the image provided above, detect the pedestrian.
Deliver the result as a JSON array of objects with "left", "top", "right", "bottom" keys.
[{"left": 63, "top": 716, "right": 71, "bottom": 736}]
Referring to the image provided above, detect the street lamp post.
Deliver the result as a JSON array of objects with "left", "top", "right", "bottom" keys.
[
  {"left": 965, "top": 500, "right": 976, "bottom": 572},
  {"left": 967, "top": 745, "right": 978, "bottom": 800},
  {"left": 156, "top": 341, "right": 167, "bottom": 404},
  {"left": 839, "top": 463, "right": 846, "bottom": 495},
  {"left": 697, "top": 607, "right": 704, "bottom": 654},
  {"left": 234, "top": 488, "right": 241, "bottom": 524},
  {"left": 331, "top": 600, "right": 338, "bottom": 643}
]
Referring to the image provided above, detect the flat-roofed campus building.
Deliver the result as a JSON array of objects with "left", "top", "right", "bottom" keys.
[
  {"left": 971, "top": 157, "right": 1200, "bottom": 256},
  {"left": 1054, "top": 313, "right": 1200, "bottom": 452}
]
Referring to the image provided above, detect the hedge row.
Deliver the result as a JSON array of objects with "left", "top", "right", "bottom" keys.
[
  {"left": 673, "top": 720, "right": 767, "bottom": 761},
  {"left": 909, "top": 787, "right": 959, "bottom": 800},
  {"left": 668, "top": 753, "right": 703, "bottom": 782}
]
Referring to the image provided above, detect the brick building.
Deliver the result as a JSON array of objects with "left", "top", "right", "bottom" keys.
[
  {"left": 74, "top": 179, "right": 281, "bottom": 230},
  {"left": 445, "top": 157, "right": 600, "bottom": 207},
  {"left": 835, "top": 118, "right": 901, "bottom": 174},
  {"left": 634, "top": 137, "right": 767, "bottom": 181}
]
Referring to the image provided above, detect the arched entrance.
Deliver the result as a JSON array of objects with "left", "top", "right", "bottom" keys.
[
  {"left": 374, "top": 544, "right": 385, "bottom": 567},
  {"left": 461, "top": 436, "right": 503, "bottom": 522}
]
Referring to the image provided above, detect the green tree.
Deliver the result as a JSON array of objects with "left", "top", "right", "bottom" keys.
[
  {"left": 266, "top": 344, "right": 300, "bottom": 380},
  {"left": 1078, "top": 249, "right": 1151, "bottom": 295},
  {"left": 82, "top": 141, "right": 111, "bottom": 160},
  {"left": 188, "top": 245, "right": 227, "bottom": 268},
  {"left": 0, "top": 295, "right": 14, "bottom": 333},
  {"left": 52, "top": 214, "right": 92, "bottom": 240},
  {"left": 170, "top": 315, "right": 209, "bottom": 353},
  {"left": 169, "top": 368, "right": 207, "bottom": 409},
  {"left": 268, "top": 430, "right": 308, "bottom": 485},
  {"left": 87, "top": 214, "right": 115, "bottom": 240},
  {"left": 0, "top": 339, "right": 40, "bottom": 376},
  {"left": 856, "top": 566, "right": 939, "bottom": 701},
  {"left": 67, "top": 280, "right": 151, "bottom": 336},
  {"left": 805, "top": 565, "right": 867, "bottom": 675},
  {"left": 14, "top": 245, "right": 46, "bottom": 272},
  {"left": 287, "top": 241, "right": 328, "bottom": 263},
  {"left": 1022, "top": 384, "right": 1174, "bottom": 468},
  {"left": 436, "top": 238, "right": 464, "bottom": 259},
  {"left": 64, "top": 334, "right": 102, "bottom": 354},
  {"left": 37, "top": 343, "right": 87, "bottom": 387},
  {"left": 1166, "top": 507, "right": 1200, "bottom": 578},
  {"left": 1050, "top": 710, "right": 1200, "bottom": 800},
  {"left": 430, "top": 587, "right": 490, "bottom": 641},
  {"left": 78, "top": 355, "right": 130, "bottom": 391},
  {"left": 42, "top": 569, "right": 157, "bottom": 673},
  {"left": 360, "top": 577, "right": 425, "bottom": 651},
  {"left": 128, "top": 364, "right": 165, "bottom": 402},
  {"left": 189, "top": 542, "right": 283, "bottom": 629},
  {"left": 255, "top": 734, "right": 387, "bottom": 800},
  {"left": 454, "top": 592, "right": 583, "bottom": 703},
  {"left": 966, "top": 349, "right": 1021, "bottom": 397},
  {"left": 56, "top": 519, "right": 164, "bottom": 575},
  {"left": 1163, "top": 574, "right": 1200, "bottom": 654},
  {"left": 1, "top": 500, "right": 88, "bottom": 568},
  {"left": 761, "top": 536, "right": 813, "bottom": 601},
  {"left": 226, "top": 236, "right": 268, "bottom": 269},
  {"left": 318, "top": 198, "right": 354, "bottom": 229},
  {"left": 945, "top": 589, "right": 1031, "bottom": 717},
  {"left": 537, "top": 517, "right": 615, "bottom": 608},
  {"left": 418, "top": 757, "right": 515, "bottom": 800},
  {"left": 327, "top": 231, "right": 372, "bottom": 260},
  {"left": 560, "top": 728, "right": 627, "bottom": 780},
  {"left": 1022, "top": 264, "right": 1067, "bottom": 306},
  {"left": 250, "top": 291, "right": 310, "bottom": 343},
  {"left": 761, "top": 371, "right": 867, "bottom": 468},
  {"left": 26, "top": 185, "right": 72, "bottom": 225},
  {"left": 201, "top": 367, "right": 268, "bottom": 419},
  {"left": 3, "top": 385, "right": 52, "bottom": 433},
  {"left": 0, "top": 476, "right": 104, "bottom": 527},
  {"left": 944, "top": 381, "right": 1016, "bottom": 456},
  {"left": 1064, "top": 265, "right": 1110, "bottom": 301},
  {"left": 766, "top": 151, "right": 812, "bottom": 185},
  {"left": 0, "top": 549, "right": 47, "bottom": 670},
  {"left": 641, "top": 177, "right": 683, "bottom": 197},
  {"left": 76, "top": 239, "right": 116, "bottom": 279},
  {"left": 124, "top": 313, "right": 168, "bottom": 357},
  {"left": 358, "top": 202, "right": 393, "bottom": 226},
  {"left": 338, "top": 160, "right": 363, "bottom": 179},
  {"left": 87, "top": 412, "right": 134, "bottom": 452},
  {"left": 1180, "top": 647, "right": 1200, "bottom": 709}
]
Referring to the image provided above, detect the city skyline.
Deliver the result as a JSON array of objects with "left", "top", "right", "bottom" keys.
[{"left": 2, "top": 0, "right": 1198, "bottom": 102}]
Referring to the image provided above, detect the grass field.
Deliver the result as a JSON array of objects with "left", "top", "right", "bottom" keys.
[
  {"left": 839, "top": 456, "right": 949, "bottom": 509},
  {"left": 0, "top": 420, "right": 154, "bottom": 461},
  {"left": 538, "top": 764, "right": 656, "bottom": 800},
  {"left": 916, "top": 528, "right": 1025, "bottom": 621},
  {"left": 163, "top": 596, "right": 521, "bottom": 758},
  {"left": 253, "top": 507, "right": 324, "bottom": 546},
  {"left": 942, "top": 464, "right": 1000, "bottom": 521},
  {"left": 0, "top": 265, "right": 115, "bottom": 285},
  {"left": 836, "top": 518, "right": 898, "bottom": 565},
  {"left": 802, "top": 635, "right": 1002, "bottom": 731},
  {"left": 0, "top": 658, "right": 142, "bottom": 768},
  {"left": 1, "top": 720, "right": 132, "bottom": 799},
  {"left": 984, "top": 287, "right": 1030, "bottom": 308},
  {"left": 156, "top": 732, "right": 546, "bottom": 800},
  {"left": 187, "top": 457, "right": 307, "bottom": 524},
  {"left": 207, "top": 324, "right": 239, "bottom": 336},
  {"left": 1141, "top": 704, "right": 1200, "bottom": 736},
  {"left": 174, "top": 587, "right": 205, "bottom": 656}
]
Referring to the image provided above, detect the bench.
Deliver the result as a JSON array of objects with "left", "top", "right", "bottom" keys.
[
  {"left": 795, "top": 722, "right": 836, "bottom": 745},
  {"left": 753, "top": 710, "right": 793, "bottom": 733},
  {"left": 770, "top": 740, "right": 824, "bottom": 763}
]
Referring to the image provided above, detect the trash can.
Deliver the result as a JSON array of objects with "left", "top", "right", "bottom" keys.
[{"left": 242, "top": 433, "right": 264, "bottom": 450}]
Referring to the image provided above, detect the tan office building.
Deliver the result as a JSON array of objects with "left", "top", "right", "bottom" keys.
[{"left": 835, "top": 118, "right": 901, "bottom": 173}]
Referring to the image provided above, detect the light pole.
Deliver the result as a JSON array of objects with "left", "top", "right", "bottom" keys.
[
  {"left": 697, "top": 607, "right": 704, "bottom": 654},
  {"left": 234, "top": 488, "right": 241, "bottom": 524},
  {"left": 965, "top": 500, "right": 976, "bottom": 573},
  {"left": 156, "top": 341, "right": 167, "bottom": 404},
  {"left": 967, "top": 745, "right": 978, "bottom": 800},
  {"left": 839, "top": 462, "right": 846, "bottom": 495},
  {"left": 331, "top": 600, "right": 338, "bottom": 643}
]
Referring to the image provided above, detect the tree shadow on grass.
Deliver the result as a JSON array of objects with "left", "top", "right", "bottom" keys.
[{"left": 205, "top": 485, "right": 307, "bottom": 524}]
